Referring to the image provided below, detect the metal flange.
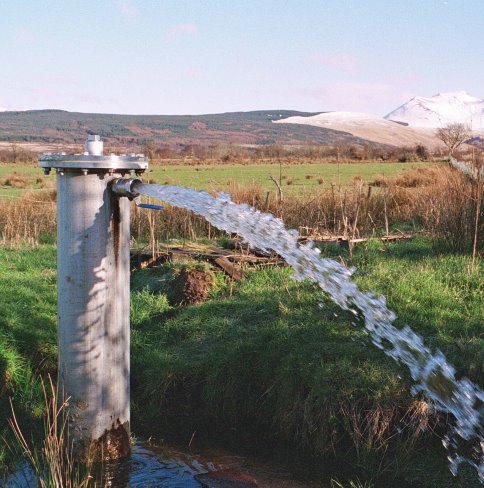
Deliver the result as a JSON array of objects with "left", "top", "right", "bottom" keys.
[{"left": 38, "top": 135, "right": 149, "bottom": 173}]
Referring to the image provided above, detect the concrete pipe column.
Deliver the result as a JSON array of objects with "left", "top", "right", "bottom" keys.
[{"left": 39, "top": 138, "right": 148, "bottom": 461}]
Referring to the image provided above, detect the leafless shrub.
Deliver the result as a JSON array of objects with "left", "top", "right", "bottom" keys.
[
  {"left": 415, "top": 144, "right": 429, "bottom": 161},
  {"left": 0, "top": 146, "right": 37, "bottom": 165},
  {"left": 436, "top": 123, "right": 471, "bottom": 156}
]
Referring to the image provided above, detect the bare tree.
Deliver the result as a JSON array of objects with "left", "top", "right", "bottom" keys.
[{"left": 436, "top": 123, "right": 471, "bottom": 156}]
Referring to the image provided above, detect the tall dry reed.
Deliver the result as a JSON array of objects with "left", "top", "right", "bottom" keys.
[
  {"left": 415, "top": 166, "right": 483, "bottom": 251},
  {"left": 8, "top": 375, "right": 98, "bottom": 487},
  {"left": 0, "top": 190, "right": 56, "bottom": 247},
  {"left": 1, "top": 166, "right": 481, "bottom": 253}
]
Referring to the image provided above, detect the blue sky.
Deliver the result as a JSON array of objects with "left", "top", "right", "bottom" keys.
[{"left": 0, "top": 0, "right": 482, "bottom": 115}]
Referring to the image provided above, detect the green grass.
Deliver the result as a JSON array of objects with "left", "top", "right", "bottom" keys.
[
  {"left": 0, "top": 238, "right": 482, "bottom": 486},
  {"left": 0, "top": 163, "right": 51, "bottom": 198},
  {"left": 147, "top": 161, "right": 429, "bottom": 194},
  {"left": 0, "top": 163, "right": 39, "bottom": 178},
  {"left": 0, "top": 161, "right": 429, "bottom": 198},
  {"left": 129, "top": 238, "right": 482, "bottom": 486},
  {"left": 0, "top": 188, "right": 27, "bottom": 198},
  {"left": 0, "top": 245, "right": 57, "bottom": 471}
]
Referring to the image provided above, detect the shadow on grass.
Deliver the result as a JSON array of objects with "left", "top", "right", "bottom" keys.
[{"left": 0, "top": 246, "right": 57, "bottom": 473}]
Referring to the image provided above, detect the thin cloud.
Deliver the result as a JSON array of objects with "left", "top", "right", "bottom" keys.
[
  {"left": 114, "top": 0, "right": 137, "bottom": 16},
  {"left": 165, "top": 23, "right": 198, "bottom": 41},
  {"left": 303, "top": 78, "right": 418, "bottom": 115},
  {"left": 311, "top": 53, "right": 360, "bottom": 75}
]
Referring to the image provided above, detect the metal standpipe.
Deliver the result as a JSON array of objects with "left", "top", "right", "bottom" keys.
[{"left": 38, "top": 135, "right": 148, "bottom": 461}]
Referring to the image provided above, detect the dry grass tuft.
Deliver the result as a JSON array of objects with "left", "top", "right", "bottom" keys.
[
  {"left": 274, "top": 386, "right": 434, "bottom": 478},
  {"left": 0, "top": 190, "right": 56, "bottom": 247},
  {"left": 8, "top": 375, "right": 98, "bottom": 487},
  {"left": 2, "top": 175, "right": 29, "bottom": 188},
  {"left": 371, "top": 167, "right": 439, "bottom": 188},
  {"left": 416, "top": 166, "right": 483, "bottom": 250}
]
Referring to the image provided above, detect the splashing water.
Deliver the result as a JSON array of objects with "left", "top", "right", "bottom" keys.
[{"left": 136, "top": 182, "right": 483, "bottom": 482}]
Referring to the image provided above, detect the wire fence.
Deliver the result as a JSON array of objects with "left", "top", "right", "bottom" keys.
[{"left": 449, "top": 156, "right": 483, "bottom": 181}]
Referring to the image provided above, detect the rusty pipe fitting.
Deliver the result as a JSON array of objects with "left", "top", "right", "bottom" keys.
[{"left": 111, "top": 178, "right": 142, "bottom": 199}]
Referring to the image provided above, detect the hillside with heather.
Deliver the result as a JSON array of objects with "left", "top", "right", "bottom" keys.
[{"left": 0, "top": 109, "right": 377, "bottom": 148}]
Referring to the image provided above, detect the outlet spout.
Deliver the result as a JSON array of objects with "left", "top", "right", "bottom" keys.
[{"left": 111, "top": 178, "right": 142, "bottom": 198}]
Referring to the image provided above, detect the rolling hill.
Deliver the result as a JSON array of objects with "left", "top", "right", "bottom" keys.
[
  {"left": 274, "top": 111, "right": 441, "bottom": 148},
  {"left": 0, "top": 109, "right": 378, "bottom": 149}
]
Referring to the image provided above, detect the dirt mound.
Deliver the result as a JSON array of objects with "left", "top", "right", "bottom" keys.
[{"left": 172, "top": 267, "right": 214, "bottom": 305}]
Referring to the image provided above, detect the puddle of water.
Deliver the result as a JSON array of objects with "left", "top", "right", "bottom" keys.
[
  {"left": 101, "top": 443, "right": 206, "bottom": 487},
  {"left": 2, "top": 441, "right": 324, "bottom": 487}
]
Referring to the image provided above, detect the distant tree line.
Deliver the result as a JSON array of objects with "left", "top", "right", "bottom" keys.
[
  {"left": 0, "top": 145, "right": 37, "bottom": 164},
  {"left": 0, "top": 139, "right": 475, "bottom": 166},
  {"left": 138, "top": 141, "right": 439, "bottom": 163}
]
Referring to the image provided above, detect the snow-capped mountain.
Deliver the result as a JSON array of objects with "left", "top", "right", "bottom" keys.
[{"left": 384, "top": 91, "right": 484, "bottom": 129}]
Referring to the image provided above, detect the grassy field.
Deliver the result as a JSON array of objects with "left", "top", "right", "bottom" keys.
[
  {"left": 0, "top": 158, "right": 481, "bottom": 486},
  {"left": 134, "top": 161, "right": 428, "bottom": 194},
  {"left": 0, "top": 161, "right": 429, "bottom": 198},
  {"left": 0, "top": 163, "right": 52, "bottom": 198},
  {"left": 1, "top": 238, "right": 482, "bottom": 486}
]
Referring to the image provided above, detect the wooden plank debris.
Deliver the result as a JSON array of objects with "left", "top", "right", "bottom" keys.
[
  {"left": 130, "top": 233, "right": 415, "bottom": 275},
  {"left": 130, "top": 244, "right": 282, "bottom": 279},
  {"left": 214, "top": 256, "right": 244, "bottom": 281},
  {"left": 298, "top": 233, "right": 413, "bottom": 247}
]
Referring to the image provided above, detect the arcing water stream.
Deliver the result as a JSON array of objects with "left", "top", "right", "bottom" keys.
[{"left": 135, "top": 182, "right": 484, "bottom": 483}]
